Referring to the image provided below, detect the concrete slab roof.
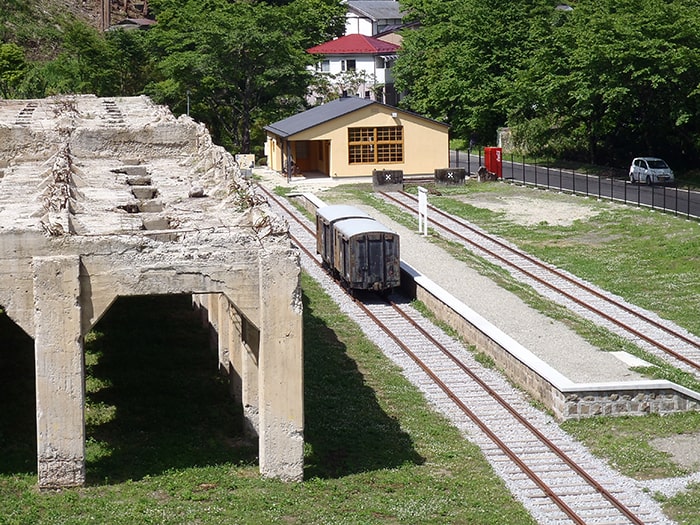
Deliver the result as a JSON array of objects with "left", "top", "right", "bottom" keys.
[
  {"left": 0, "top": 94, "right": 293, "bottom": 336},
  {"left": 0, "top": 95, "right": 277, "bottom": 237}
]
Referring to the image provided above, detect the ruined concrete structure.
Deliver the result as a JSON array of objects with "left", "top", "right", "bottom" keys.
[{"left": 0, "top": 95, "right": 303, "bottom": 487}]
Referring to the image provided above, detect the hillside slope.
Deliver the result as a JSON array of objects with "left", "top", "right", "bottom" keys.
[{"left": 1, "top": 0, "right": 148, "bottom": 59}]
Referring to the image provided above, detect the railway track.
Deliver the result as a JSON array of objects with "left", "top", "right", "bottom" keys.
[
  {"left": 380, "top": 190, "right": 700, "bottom": 378},
  {"left": 256, "top": 184, "right": 672, "bottom": 524}
]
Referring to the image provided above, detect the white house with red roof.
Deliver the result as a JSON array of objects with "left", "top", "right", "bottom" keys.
[
  {"left": 307, "top": 33, "right": 400, "bottom": 104},
  {"left": 305, "top": 0, "right": 411, "bottom": 105}
]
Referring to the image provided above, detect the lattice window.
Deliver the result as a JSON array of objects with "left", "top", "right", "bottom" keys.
[{"left": 348, "top": 126, "right": 403, "bottom": 164}]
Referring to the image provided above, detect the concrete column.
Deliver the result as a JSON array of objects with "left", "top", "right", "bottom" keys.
[
  {"left": 191, "top": 293, "right": 202, "bottom": 312},
  {"left": 217, "top": 294, "right": 230, "bottom": 374},
  {"left": 241, "top": 318, "right": 259, "bottom": 438},
  {"left": 227, "top": 305, "right": 243, "bottom": 404},
  {"left": 208, "top": 293, "right": 219, "bottom": 353},
  {"left": 33, "top": 255, "right": 85, "bottom": 488},
  {"left": 257, "top": 251, "right": 304, "bottom": 482},
  {"left": 194, "top": 293, "right": 209, "bottom": 328}
]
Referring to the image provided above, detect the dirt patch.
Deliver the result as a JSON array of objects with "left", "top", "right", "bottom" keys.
[
  {"left": 462, "top": 194, "right": 600, "bottom": 226},
  {"left": 651, "top": 433, "right": 700, "bottom": 471}
]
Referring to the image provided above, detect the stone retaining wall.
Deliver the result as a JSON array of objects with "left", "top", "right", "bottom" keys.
[{"left": 563, "top": 389, "right": 699, "bottom": 419}]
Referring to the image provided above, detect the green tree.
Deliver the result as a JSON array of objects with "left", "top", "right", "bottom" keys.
[
  {"left": 14, "top": 22, "right": 155, "bottom": 99},
  {"left": 33, "top": 21, "right": 117, "bottom": 95},
  {"left": 509, "top": 0, "right": 700, "bottom": 165},
  {"left": 146, "top": 0, "right": 337, "bottom": 153},
  {"left": 276, "top": 0, "right": 346, "bottom": 48},
  {"left": 395, "top": 0, "right": 551, "bottom": 145},
  {"left": 106, "top": 29, "right": 153, "bottom": 96},
  {"left": 0, "top": 43, "right": 27, "bottom": 98}
]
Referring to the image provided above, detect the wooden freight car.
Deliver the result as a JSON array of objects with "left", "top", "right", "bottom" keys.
[{"left": 316, "top": 204, "right": 400, "bottom": 292}]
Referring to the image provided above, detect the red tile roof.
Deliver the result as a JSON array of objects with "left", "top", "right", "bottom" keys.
[{"left": 307, "top": 34, "right": 400, "bottom": 55}]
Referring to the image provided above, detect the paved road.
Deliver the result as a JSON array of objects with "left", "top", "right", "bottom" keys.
[{"left": 450, "top": 150, "right": 700, "bottom": 219}]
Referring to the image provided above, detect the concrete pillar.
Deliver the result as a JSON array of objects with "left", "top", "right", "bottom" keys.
[
  {"left": 227, "top": 305, "right": 243, "bottom": 404},
  {"left": 257, "top": 251, "right": 304, "bottom": 482},
  {"left": 101, "top": 0, "right": 110, "bottom": 32},
  {"left": 191, "top": 293, "right": 202, "bottom": 312},
  {"left": 242, "top": 317, "right": 260, "bottom": 438},
  {"left": 217, "top": 294, "right": 230, "bottom": 374},
  {"left": 32, "top": 255, "right": 86, "bottom": 488},
  {"left": 194, "top": 293, "right": 210, "bottom": 328},
  {"left": 208, "top": 293, "right": 219, "bottom": 353}
]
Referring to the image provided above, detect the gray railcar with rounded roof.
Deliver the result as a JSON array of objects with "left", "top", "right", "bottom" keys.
[{"left": 316, "top": 204, "right": 400, "bottom": 292}]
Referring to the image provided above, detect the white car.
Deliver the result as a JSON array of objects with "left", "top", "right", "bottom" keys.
[{"left": 629, "top": 157, "right": 675, "bottom": 185}]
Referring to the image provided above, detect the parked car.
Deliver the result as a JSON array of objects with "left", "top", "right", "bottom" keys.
[{"left": 629, "top": 157, "right": 675, "bottom": 185}]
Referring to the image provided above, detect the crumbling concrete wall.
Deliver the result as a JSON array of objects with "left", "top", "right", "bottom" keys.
[{"left": 0, "top": 95, "right": 303, "bottom": 487}]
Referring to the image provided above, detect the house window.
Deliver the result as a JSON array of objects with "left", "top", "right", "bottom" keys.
[
  {"left": 318, "top": 59, "right": 330, "bottom": 72},
  {"left": 342, "top": 59, "right": 356, "bottom": 72},
  {"left": 348, "top": 126, "right": 403, "bottom": 164}
]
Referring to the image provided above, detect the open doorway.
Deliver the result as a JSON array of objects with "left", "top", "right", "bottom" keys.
[
  {"left": 83, "top": 294, "right": 254, "bottom": 484},
  {"left": 291, "top": 140, "right": 331, "bottom": 177}
]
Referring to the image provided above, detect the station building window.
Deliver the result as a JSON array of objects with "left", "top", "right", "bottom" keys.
[{"left": 348, "top": 126, "right": 403, "bottom": 164}]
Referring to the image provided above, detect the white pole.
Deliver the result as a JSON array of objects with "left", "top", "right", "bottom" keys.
[{"left": 417, "top": 186, "right": 428, "bottom": 236}]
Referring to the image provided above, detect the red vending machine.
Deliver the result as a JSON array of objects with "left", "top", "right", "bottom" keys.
[{"left": 484, "top": 147, "right": 503, "bottom": 179}]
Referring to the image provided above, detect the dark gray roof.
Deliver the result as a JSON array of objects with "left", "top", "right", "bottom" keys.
[
  {"left": 264, "top": 96, "right": 449, "bottom": 139},
  {"left": 347, "top": 1, "right": 404, "bottom": 21},
  {"left": 264, "top": 97, "right": 374, "bottom": 138}
]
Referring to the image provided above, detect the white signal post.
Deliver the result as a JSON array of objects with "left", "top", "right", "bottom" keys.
[{"left": 417, "top": 186, "right": 428, "bottom": 236}]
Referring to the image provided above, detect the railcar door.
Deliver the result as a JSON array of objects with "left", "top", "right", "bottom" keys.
[
  {"left": 382, "top": 233, "right": 400, "bottom": 288},
  {"left": 315, "top": 214, "right": 326, "bottom": 257},
  {"left": 365, "top": 233, "right": 399, "bottom": 290},
  {"left": 365, "top": 233, "right": 383, "bottom": 288},
  {"left": 353, "top": 234, "right": 367, "bottom": 288}
]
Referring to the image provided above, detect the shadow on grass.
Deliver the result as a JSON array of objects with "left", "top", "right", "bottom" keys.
[
  {"left": 302, "top": 290, "right": 424, "bottom": 479},
  {"left": 1, "top": 288, "right": 421, "bottom": 484},
  {"left": 0, "top": 308, "right": 36, "bottom": 476},
  {"left": 84, "top": 294, "right": 256, "bottom": 485}
]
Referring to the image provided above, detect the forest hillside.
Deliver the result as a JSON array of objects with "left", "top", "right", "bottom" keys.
[{"left": 1, "top": 0, "right": 146, "bottom": 59}]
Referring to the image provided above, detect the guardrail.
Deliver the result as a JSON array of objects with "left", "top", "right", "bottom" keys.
[{"left": 453, "top": 150, "right": 699, "bottom": 221}]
